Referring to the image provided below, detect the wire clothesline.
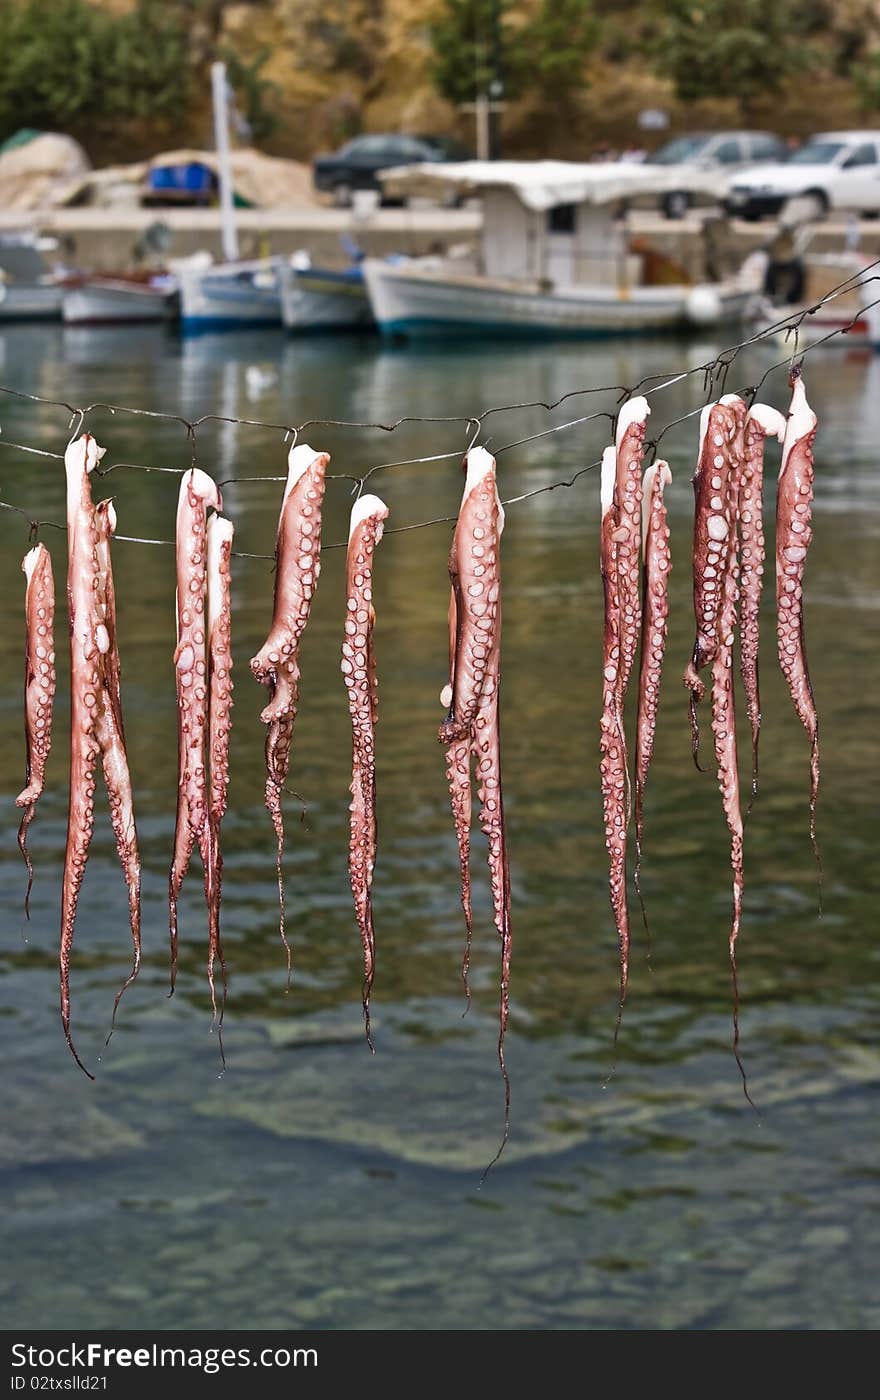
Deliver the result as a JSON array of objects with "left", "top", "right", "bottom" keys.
[{"left": 1, "top": 261, "right": 878, "bottom": 557}]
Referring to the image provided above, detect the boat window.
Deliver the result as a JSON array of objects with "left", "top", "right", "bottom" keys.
[
  {"left": 842, "top": 145, "right": 877, "bottom": 168},
  {"left": 547, "top": 204, "right": 576, "bottom": 234},
  {"left": 787, "top": 141, "right": 846, "bottom": 165}
]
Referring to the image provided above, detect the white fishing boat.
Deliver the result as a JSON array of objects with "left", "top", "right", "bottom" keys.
[
  {"left": 62, "top": 273, "right": 178, "bottom": 325},
  {"left": 748, "top": 252, "right": 880, "bottom": 351},
  {"left": 278, "top": 254, "right": 373, "bottom": 331},
  {"left": 176, "top": 255, "right": 282, "bottom": 332},
  {"left": 0, "top": 231, "right": 65, "bottom": 321},
  {"left": 365, "top": 161, "right": 761, "bottom": 339}
]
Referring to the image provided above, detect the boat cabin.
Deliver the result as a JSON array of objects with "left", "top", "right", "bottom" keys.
[{"left": 378, "top": 160, "right": 700, "bottom": 289}]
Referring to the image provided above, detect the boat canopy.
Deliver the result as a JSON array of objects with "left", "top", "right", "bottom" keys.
[{"left": 377, "top": 159, "right": 692, "bottom": 210}]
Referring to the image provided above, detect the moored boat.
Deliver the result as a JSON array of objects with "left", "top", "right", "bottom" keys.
[
  {"left": 176, "top": 255, "right": 282, "bottom": 333},
  {"left": 365, "top": 160, "right": 762, "bottom": 340},
  {"left": 0, "top": 231, "right": 65, "bottom": 322},
  {"left": 278, "top": 256, "right": 373, "bottom": 331},
  {"left": 62, "top": 274, "right": 178, "bottom": 325}
]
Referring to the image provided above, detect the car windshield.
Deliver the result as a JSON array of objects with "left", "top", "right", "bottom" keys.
[
  {"left": 787, "top": 141, "right": 846, "bottom": 165},
  {"left": 338, "top": 136, "right": 398, "bottom": 157},
  {"left": 644, "top": 136, "right": 710, "bottom": 165}
]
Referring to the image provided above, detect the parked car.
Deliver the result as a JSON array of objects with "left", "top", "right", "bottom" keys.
[
  {"left": 723, "top": 131, "right": 880, "bottom": 220},
  {"left": 642, "top": 130, "right": 788, "bottom": 219},
  {"left": 313, "top": 134, "right": 469, "bottom": 206}
]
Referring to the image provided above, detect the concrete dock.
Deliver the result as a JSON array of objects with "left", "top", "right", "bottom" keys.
[{"left": 2, "top": 206, "right": 878, "bottom": 298}]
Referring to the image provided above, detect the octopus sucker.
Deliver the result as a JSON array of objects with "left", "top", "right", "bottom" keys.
[
  {"left": 632, "top": 460, "right": 672, "bottom": 926},
  {"left": 61, "top": 435, "right": 141, "bottom": 1076},
  {"left": 169, "top": 467, "right": 223, "bottom": 1000},
  {"left": 776, "top": 371, "right": 822, "bottom": 890},
  {"left": 204, "top": 513, "right": 234, "bottom": 1038},
  {"left": 683, "top": 400, "right": 739, "bottom": 769},
  {"left": 739, "top": 403, "right": 786, "bottom": 809},
  {"left": 250, "top": 443, "right": 329, "bottom": 983},
  {"left": 16, "top": 543, "right": 56, "bottom": 919},
  {"left": 439, "top": 447, "right": 512, "bottom": 1171},
  {"left": 599, "top": 445, "right": 631, "bottom": 1021},
  {"left": 343, "top": 492, "right": 389, "bottom": 1052}
]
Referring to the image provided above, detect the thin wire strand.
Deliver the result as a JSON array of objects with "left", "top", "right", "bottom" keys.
[{"left": 1, "top": 267, "right": 877, "bottom": 550}]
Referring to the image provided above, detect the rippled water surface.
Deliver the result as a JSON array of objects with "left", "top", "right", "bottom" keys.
[{"left": 0, "top": 324, "right": 877, "bottom": 1330}]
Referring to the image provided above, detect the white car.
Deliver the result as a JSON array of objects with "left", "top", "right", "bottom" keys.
[
  {"left": 724, "top": 131, "right": 880, "bottom": 220},
  {"left": 641, "top": 130, "right": 787, "bottom": 219}
]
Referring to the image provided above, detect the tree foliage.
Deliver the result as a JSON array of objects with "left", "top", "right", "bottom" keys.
[
  {"left": 429, "top": 0, "right": 518, "bottom": 106},
  {"left": 653, "top": 0, "right": 816, "bottom": 115},
  {"left": 522, "top": 0, "right": 596, "bottom": 100},
  {"left": 221, "top": 47, "right": 281, "bottom": 144},
  {"left": 0, "top": 0, "right": 192, "bottom": 153}
]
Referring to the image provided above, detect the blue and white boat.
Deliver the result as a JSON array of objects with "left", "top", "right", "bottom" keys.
[
  {"left": 278, "top": 252, "right": 373, "bottom": 331},
  {"left": 176, "top": 255, "right": 282, "bottom": 333}
]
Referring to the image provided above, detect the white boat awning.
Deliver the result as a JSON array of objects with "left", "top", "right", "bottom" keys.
[{"left": 377, "top": 159, "right": 685, "bottom": 210}]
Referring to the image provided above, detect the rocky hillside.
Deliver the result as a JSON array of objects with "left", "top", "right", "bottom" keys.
[{"left": 39, "top": 1, "right": 880, "bottom": 163}]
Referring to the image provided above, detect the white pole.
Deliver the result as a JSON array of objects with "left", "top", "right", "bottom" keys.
[
  {"left": 476, "top": 92, "right": 490, "bottom": 162},
  {"left": 211, "top": 60, "right": 239, "bottom": 263}
]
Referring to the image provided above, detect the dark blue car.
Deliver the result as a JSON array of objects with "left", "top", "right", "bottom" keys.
[{"left": 313, "top": 134, "right": 468, "bottom": 206}]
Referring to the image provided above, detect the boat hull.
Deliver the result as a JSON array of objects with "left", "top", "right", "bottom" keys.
[
  {"left": 0, "top": 283, "right": 63, "bottom": 321},
  {"left": 178, "top": 261, "right": 282, "bottom": 333},
  {"left": 62, "top": 281, "right": 177, "bottom": 325},
  {"left": 279, "top": 264, "right": 373, "bottom": 331},
  {"left": 363, "top": 260, "right": 752, "bottom": 339}
]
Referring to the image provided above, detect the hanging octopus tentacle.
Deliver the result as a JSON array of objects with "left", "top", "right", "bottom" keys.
[
  {"left": 599, "top": 446, "right": 631, "bottom": 1019},
  {"left": 739, "top": 404, "right": 786, "bottom": 810},
  {"left": 204, "top": 514, "right": 234, "bottom": 1037},
  {"left": 60, "top": 434, "right": 141, "bottom": 1076},
  {"left": 707, "top": 476, "right": 755, "bottom": 1105},
  {"left": 169, "top": 467, "right": 222, "bottom": 994},
  {"left": 342, "top": 493, "right": 389, "bottom": 1051},
  {"left": 683, "top": 401, "right": 739, "bottom": 768},
  {"left": 633, "top": 461, "right": 672, "bottom": 925},
  {"left": 16, "top": 543, "right": 56, "bottom": 919},
  {"left": 250, "top": 444, "right": 329, "bottom": 982},
  {"left": 439, "top": 447, "right": 511, "bottom": 1175},
  {"left": 473, "top": 593, "right": 512, "bottom": 1169},
  {"left": 776, "top": 371, "right": 822, "bottom": 891},
  {"left": 93, "top": 500, "right": 142, "bottom": 1040},
  {"left": 438, "top": 463, "right": 500, "bottom": 1005},
  {"left": 613, "top": 397, "right": 650, "bottom": 741},
  {"left": 440, "top": 582, "right": 473, "bottom": 1003}
]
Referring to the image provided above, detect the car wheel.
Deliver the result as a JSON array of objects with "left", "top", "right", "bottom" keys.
[
  {"left": 333, "top": 182, "right": 353, "bottom": 209},
  {"left": 860, "top": 209, "right": 879, "bottom": 221},
  {"left": 662, "top": 190, "right": 690, "bottom": 220}
]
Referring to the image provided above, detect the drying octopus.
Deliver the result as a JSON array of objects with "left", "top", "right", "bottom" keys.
[
  {"left": 684, "top": 393, "right": 787, "bottom": 1095},
  {"left": 61, "top": 434, "right": 141, "bottom": 1077},
  {"left": 169, "top": 468, "right": 234, "bottom": 1036},
  {"left": 16, "top": 543, "right": 56, "bottom": 918},
  {"left": 251, "top": 443, "right": 329, "bottom": 979},
  {"left": 598, "top": 397, "right": 650, "bottom": 1010},
  {"left": 776, "top": 370, "right": 821, "bottom": 878},
  {"left": 439, "top": 447, "right": 512, "bottom": 1155},
  {"left": 342, "top": 493, "right": 389, "bottom": 1051}
]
